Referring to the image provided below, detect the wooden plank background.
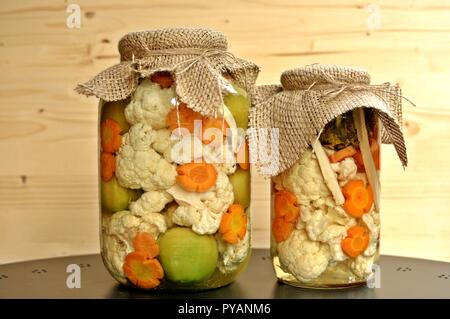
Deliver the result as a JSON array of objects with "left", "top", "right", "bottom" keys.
[{"left": 1, "top": 0, "right": 449, "bottom": 264}]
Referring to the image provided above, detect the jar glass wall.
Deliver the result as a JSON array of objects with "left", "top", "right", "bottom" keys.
[
  {"left": 271, "top": 108, "right": 381, "bottom": 288},
  {"left": 99, "top": 72, "right": 252, "bottom": 291}
]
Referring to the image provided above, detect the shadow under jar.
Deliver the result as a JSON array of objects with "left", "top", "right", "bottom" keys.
[
  {"left": 98, "top": 71, "right": 252, "bottom": 291},
  {"left": 271, "top": 109, "right": 381, "bottom": 288}
]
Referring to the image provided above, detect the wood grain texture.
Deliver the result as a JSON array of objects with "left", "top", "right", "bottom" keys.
[{"left": 1, "top": 0, "right": 449, "bottom": 264}]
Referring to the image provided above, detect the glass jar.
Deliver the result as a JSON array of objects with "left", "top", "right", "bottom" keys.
[
  {"left": 98, "top": 71, "right": 252, "bottom": 291},
  {"left": 271, "top": 108, "right": 381, "bottom": 288}
]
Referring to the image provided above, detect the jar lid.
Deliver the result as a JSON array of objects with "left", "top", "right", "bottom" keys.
[
  {"left": 280, "top": 64, "right": 370, "bottom": 90},
  {"left": 119, "top": 28, "right": 228, "bottom": 61}
]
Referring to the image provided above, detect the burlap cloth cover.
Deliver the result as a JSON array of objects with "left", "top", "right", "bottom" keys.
[
  {"left": 249, "top": 64, "right": 407, "bottom": 176},
  {"left": 75, "top": 28, "right": 259, "bottom": 117}
]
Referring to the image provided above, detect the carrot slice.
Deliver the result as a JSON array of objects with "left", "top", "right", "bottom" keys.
[
  {"left": 329, "top": 146, "right": 357, "bottom": 163},
  {"left": 353, "top": 138, "right": 380, "bottom": 172},
  {"left": 176, "top": 162, "right": 217, "bottom": 192},
  {"left": 150, "top": 71, "right": 174, "bottom": 89},
  {"left": 219, "top": 204, "right": 248, "bottom": 244},
  {"left": 341, "top": 225, "right": 370, "bottom": 258},
  {"left": 274, "top": 190, "right": 299, "bottom": 223},
  {"left": 202, "top": 117, "right": 229, "bottom": 144},
  {"left": 100, "top": 152, "right": 116, "bottom": 182},
  {"left": 166, "top": 103, "right": 203, "bottom": 134},
  {"left": 123, "top": 251, "right": 164, "bottom": 289},
  {"left": 236, "top": 141, "right": 250, "bottom": 170},
  {"left": 132, "top": 232, "right": 159, "bottom": 259},
  {"left": 101, "top": 118, "right": 122, "bottom": 153},
  {"left": 272, "top": 217, "right": 295, "bottom": 243},
  {"left": 342, "top": 180, "right": 374, "bottom": 218}
]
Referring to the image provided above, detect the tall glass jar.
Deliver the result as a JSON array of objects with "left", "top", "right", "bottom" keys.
[
  {"left": 76, "top": 28, "right": 259, "bottom": 291},
  {"left": 271, "top": 109, "right": 381, "bottom": 288},
  {"left": 99, "top": 72, "right": 252, "bottom": 291}
]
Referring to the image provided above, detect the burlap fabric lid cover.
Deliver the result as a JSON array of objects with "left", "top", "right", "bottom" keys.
[
  {"left": 249, "top": 64, "right": 407, "bottom": 176},
  {"left": 75, "top": 27, "right": 259, "bottom": 117}
]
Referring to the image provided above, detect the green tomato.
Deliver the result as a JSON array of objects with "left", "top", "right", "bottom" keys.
[
  {"left": 224, "top": 83, "right": 250, "bottom": 129},
  {"left": 101, "top": 176, "right": 141, "bottom": 213},
  {"left": 228, "top": 168, "right": 251, "bottom": 208},
  {"left": 158, "top": 227, "right": 218, "bottom": 284}
]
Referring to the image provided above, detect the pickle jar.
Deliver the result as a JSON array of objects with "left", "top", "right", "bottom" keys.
[
  {"left": 76, "top": 28, "right": 259, "bottom": 290},
  {"left": 250, "top": 64, "right": 407, "bottom": 288}
]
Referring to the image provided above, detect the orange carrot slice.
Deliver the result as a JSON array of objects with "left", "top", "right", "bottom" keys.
[
  {"left": 341, "top": 225, "right": 370, "bottom": 258},
  {"left": 100, "top": 152, "right": 116, "bottom": 182},
  {"left": 236, "top": 141, "right": 250, "bottom": 170},
  {"left": 342, "top": 180, "right": 374, "bottom": 218},
  {"left": 219, "top": 204, "right": 248, "bottom": 244},
  {"left": 123, "top": 251, "right": 164, "bottom": 289},
  {"left": 166, "top": 103, "right": 203, "bottom": 134},
  {"left": 274, "top": 190, "right": 299, "bottom": 223},
  {"left": 202, "top": 117, "right": 229, "bottom": 144},
  {"left": 329, "top": 146, "right": 357, "bottom": 163},
  {"left": 150, "top": 71, "right": 174, "bottom": 89},
  {"left": 176, "top": 162, "right": 217, "bottom": 192},
  {"left": 272, "top": 217, "right": 295, "bottom": 243},
  {"left": 101, "top": 118, "right": 122, "bottom": 153},
  {"left": 132, "top": 232, "right": 159, "bottom": 259}
]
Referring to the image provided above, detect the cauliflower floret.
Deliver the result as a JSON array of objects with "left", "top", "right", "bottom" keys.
[
  {"left": 349, "top": 255, "right": 375, "bottom": 279},
  {"left": 125, "top": 79, "right": 175, "bottom": 129},
  {"left": 277, "top": 229, "right": 331, "bottom": 281},
  {"left": 129, "top": 190, "right": 173, "bottom": 216},
  {"left": 304, "top": 208, "right": 355, "bottom": 262},
  {"left": 320, "top": 225, "right": 348, "bottom": 262},
  {"left": 362, "top": 210, "right": 380, "bottom": 256},
  {"left": 116, "top": 123, "right": 176, "bottom": 191},
  {"left": 216, "top": 229, "right": 250, "bottom": 274},
  {"left": 151, "top": 128, "right": 176, "bottom": 162},
  {"left": 167, "top": 171, "right": 234, "bottom": 234},
  {"left": 171, "top": 205, "right": 223, "bottom": 235},
  {"left": 102, "top": 210, "right": 167, "bottom": 279},
  {"left": 305, "top": 209, "right": 330, "bottom": 241},
  {"left": 331, "top": 157, "right": 357, "bottom": 186},
  {"left": 278, "top": 149, "right": 334, "bottom": 209}
]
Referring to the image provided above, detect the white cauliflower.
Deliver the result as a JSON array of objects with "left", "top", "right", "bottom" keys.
[
  {"left": 276, "top": 149, "right": 335, "bottom": 209},
  {"left": 125, "top": 79, "right": 175, "bottom": 129},
  {"left": 349, "top": 255, "right": 375, "bottom": 279},
  {"left": 304, "top": 207, "right": 355, "bottom": 262},
  {"left": 129, "top": 190, "right": 173, "bottom": 216},
  {"left": 167, "top": 171, "right": 234, "bottom": 234},
  {"left": 362, "top": 210, "right": 380, "bottom": 256},
  {"left": 171, "top": 205, "right": 223, "bottom": 235},
  {"left": 102, "top": 210, "right": 167, "bottom": 279},
  {"left": 151, "top": 128, "right": 176, "bottom": 162},
  {"left": 331, "top": 157, "right": 357, "bottom": 186},
  {"left": 320, "top": 225, "right": 348, "bottom": 262},
  {"left": 277, "top": 229, "right": 331, "bottom": 281},
  {"left": 216, "top": 229, "right": 250, "bottom": 274},
  {"left": 115, "top": 123, "right": 176, "bottom": 191}
]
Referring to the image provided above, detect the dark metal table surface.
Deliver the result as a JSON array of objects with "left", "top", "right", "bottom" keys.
[{"left": 0, "top": 249, "right": 449, "bottom": 298}]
